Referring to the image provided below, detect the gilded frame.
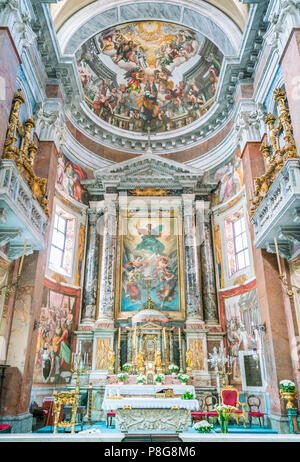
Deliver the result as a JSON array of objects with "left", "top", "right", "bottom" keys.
[{"left": 115, "top": 209, "right": 185, "bottom": 320}]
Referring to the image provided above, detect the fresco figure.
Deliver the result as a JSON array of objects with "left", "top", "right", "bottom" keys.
[{"left": 77, "top": 21, "right": 223, "bottom": 132}]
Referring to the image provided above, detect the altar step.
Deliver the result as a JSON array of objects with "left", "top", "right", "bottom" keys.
[{"left": 122, "top": 434, "right": 182, "bottom": 442}]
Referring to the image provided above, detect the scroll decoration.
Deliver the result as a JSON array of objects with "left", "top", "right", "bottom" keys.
[
  {"left": 250, "top": 88, "right": 298, "bottom": 216},
  {"left": 3, "top": 89, "right": 49, "bottom": 215}
]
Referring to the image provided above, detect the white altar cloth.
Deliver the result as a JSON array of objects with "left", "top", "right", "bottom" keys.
[
  {"left": 104, "top": 384, "right": 196, "bottom": 397},
  {"left": 102, "top": 397, "right": 199, "bottom": 411}
]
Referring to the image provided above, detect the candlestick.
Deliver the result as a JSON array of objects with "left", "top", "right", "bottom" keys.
[
  {"left": 117, "top": 328, "right": 121, "bottom": 373},
  {"left": 274, "top": 237, "right": 282, "bottom": 275},
  {"left": 178, "top": 328, "right": 183, "bottom": 372},
  {"left": 118, "top": 328, "right": 121, "bottom": 348},
  {"left": 18, "top": 237, "right": 28, "bottom": 277}
]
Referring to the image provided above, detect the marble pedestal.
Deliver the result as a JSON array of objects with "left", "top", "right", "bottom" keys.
[{"left": 115, "top": 408, "right": 190, "bottom": 433}]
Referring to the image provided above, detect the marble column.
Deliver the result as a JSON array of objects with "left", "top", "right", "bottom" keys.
[
  {"left": 97, "top": 195, "right": 118, "bottom": 325},
  {"left": 81, "top": 210, "right": 100, "bottom": 323},
  {"left": 196, "top": 203, "right": 218, "bottom": 323},
  {"left": 242, "top": 141, "right": 295, "bottom": 417},
  {"left": 183, "top": 195, "right": 203, "bottom": 323}
]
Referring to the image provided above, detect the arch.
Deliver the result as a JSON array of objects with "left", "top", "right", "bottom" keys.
[{"left": 57, "top": 1, "right": 242, "bottom": 57}]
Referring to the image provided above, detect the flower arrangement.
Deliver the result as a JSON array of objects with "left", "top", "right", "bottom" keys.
[
  {"left": 154, "top": 373, "right": 165, "bottom": 383},
  {"left": 181, "top": 391, "right": 194, "bottom": 400},
  {"left": 193, "top": 420, "right": 214, "bottom": 433},
  {"left": 177, "top": 373, "right": 189, "bottom": 383},
  {"left": 215, "top": 404, "right": 237, "bottom": 433},
  {"left": 122, "top": 363, "right": 132, "bottom": 372},
  {"left": 137, "top": 374, "right": 146, "bottom": 384},
  {"left": 117, "top": 372, "right": 128, "bottom": 383},
  {"left": 280, "top": 380, "right": 296, "bottom": 393},
  {"left": 168, "top": 364, "right": 179, "bottom": 373}
]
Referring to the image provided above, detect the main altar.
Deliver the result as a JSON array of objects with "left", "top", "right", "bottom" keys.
[
  {"left": 102, "top": 384, "right": 198, "bottom": 432},
  {"left": 71, "top": 155, "right": 224, "bottom": 424}
]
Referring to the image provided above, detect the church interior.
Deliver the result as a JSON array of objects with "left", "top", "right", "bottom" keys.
[{"left": 0, "top": 0, "right": 300, "bottom": 442}]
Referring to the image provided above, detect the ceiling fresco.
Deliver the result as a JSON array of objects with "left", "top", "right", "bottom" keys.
[{"left": 76, "top": 21, "right": 223, "bottom": 134}]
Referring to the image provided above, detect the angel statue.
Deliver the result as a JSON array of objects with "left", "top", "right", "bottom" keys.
[{"left": 108, "top": 348, "right": 115, "bottom": 374}]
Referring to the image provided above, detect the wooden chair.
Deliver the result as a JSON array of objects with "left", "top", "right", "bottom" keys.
[
  {"left": 247, "top": 395, "right": 265, "bottom": 427},
  {"left": 106, "top": 411, "right": 116, "bottom": 427},
  {"left": 205, "top": 394, "right": 219, "bottom": 422},
  {"left": 221, "top": 385, "right": 246, "bottom": 428},
  {"left": 191, "top": 397, "right": 207, "bottom": 422}
]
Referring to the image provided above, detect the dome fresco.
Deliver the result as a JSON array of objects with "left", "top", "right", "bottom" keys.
[{"left": 76, "top": 21, "right": 223, "bottom": 134}]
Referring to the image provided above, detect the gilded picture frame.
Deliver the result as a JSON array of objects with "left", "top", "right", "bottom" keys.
[{"left": 115, "top": 209, "right": 185, "bottom": 320}]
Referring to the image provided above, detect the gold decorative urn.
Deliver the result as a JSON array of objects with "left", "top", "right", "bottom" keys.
[{"left": 280, "top": 389, "right": 297, "bottom": 409}]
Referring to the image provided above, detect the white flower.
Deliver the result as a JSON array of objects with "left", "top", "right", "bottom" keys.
[
  {"left": 137, "top": 374, "right": 146, "bottom": 383},
  {"left": 169, "top": 364, "right": 179, "bottom": 371},
  {"left": 155, "top": 373, "right": 165, "bottom": 381},
  {"left": 194, "top": 420, "right": 213, "bottom": 430},
  {"left": 280, "top": 380, "right": 295, "bottom": 387}
]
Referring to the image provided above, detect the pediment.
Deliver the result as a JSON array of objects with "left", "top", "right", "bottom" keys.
[{"left": 92, "top": 154, "right": 203, "bottom": 191}]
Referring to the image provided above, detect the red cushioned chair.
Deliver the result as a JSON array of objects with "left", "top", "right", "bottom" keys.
[
  {"left": 221, "top": 386, "right": 246, "bottom": 428},
  {"left": 247, "top": 395, "right": 265, "bottom": 428},
  {"left": 106, "top": 411, "right": 116, "bottom": 427},
  {"left": 191, "top": 397, "right": 207, "bottom": 422},
  {"left": 0, "top": 424, "right": 12, "bottom": 433}
]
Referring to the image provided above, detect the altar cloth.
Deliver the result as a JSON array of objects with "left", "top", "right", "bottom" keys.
[
  {"left": 102, "top": 397, "right": 199, "bottom": 411},
  {"left": 104, "top": 384, "right": 196, "bottom": 397}
]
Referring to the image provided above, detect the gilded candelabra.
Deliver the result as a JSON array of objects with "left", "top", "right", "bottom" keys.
[
  {"left": 3, "top": 89, "right": 49, "bottom": 215},
  {"left": 70, "top": 352, "right": 88, "bottom": 395},
  {"left": 250, "top": 88, "right": 298, "bottom": 217}
]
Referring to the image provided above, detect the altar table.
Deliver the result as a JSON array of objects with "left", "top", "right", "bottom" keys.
[
  {"left": 102, "top": 384, "right": 198, "bottom": 432},
  {"left": 104, "top": 384, "right": 196, "bottom": 397},
  {"left": 102, "top": 397, "right": 199, "bottom": 411},
  {"left": 114, "top": 408, "right": 190, "bottom": 433}
]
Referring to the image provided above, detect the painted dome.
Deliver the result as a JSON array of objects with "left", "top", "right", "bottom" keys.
[
  {"left": 132, "top": 308, "right": 169, "bottom": 326},
  {"left": 76, "top": 20, "right": 223, "bottom": 135}
]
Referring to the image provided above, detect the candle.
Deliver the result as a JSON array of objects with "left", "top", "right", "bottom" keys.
[
  {"left": 18, "top": 237, "right": 28, "bottom": 277},
  {"left": 274, "top": 237, "right": 282, "bottom": 275},
  {"left": 118, "top": 327, "right": 121, "bottom": 348},
  {"left": 178, "top": 328, "right": 181, "bottom": 349},
  {"left": 133, "top": 327, "right": 136, "bottom": 348}
]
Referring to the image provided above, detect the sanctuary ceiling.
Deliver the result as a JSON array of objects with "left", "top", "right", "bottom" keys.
[{"left": 76, "top": 21, "right": 223, "bottom": 134}]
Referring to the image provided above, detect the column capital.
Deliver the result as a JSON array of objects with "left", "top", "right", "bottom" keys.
[
  {"left": 34, "top": 100, "right": 65, "bottom": 151},
  {"left": 0, "top": 0, "right": 36, "bottom": 56},
  {"left": 234, "top": 101, "right": 266, "bottom": 153}
]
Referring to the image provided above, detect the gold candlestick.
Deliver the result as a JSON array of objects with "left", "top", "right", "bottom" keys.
[
  {"left": 117, "top": 328, "right": 121, "bottom": 373},
  {"left": 71, "top": 352, "right": 87, "bottom": 395},
  {"left": 178, "top": 328, "right": 183, "bottom": 372}
]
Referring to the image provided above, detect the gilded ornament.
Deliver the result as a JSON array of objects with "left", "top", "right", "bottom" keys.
[{"left": 3, "top": 89, "right": 49, "bottom": 215}]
